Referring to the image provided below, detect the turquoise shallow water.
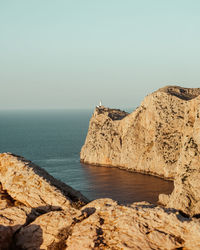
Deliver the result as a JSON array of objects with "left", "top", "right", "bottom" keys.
[{"left": 0, "top": 109, "right": 173, "bottom": 204}]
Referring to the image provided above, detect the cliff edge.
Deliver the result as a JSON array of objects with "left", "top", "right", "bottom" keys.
[{"left": 80, "top": 86, "right": 200, "bottom": 180}]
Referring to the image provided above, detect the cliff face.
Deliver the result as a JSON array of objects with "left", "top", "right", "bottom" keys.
[
  {"left": 159, "top": 94, "right": 200, "bottom": 216},
  {"left": 80, "top": 86, "right": 200, "bottom": 179},
  {"left": 1, "top": 153, "right": 200, "bottom": 249}
]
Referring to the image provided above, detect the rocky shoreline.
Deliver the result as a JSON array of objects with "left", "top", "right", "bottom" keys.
[
  {"left": 80, "top": 160, "right": 174, "bottom": 181},
  {"left": 1, "top": 86, "right": 200, "bottom": 249}
]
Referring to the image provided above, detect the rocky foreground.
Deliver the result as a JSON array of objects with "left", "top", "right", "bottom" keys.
[
  {"left": 0, "top": 153, "right": 200, "bottom": 249},
  {"left": 1, "top": 86, "right": 200, "bottom": 249}
]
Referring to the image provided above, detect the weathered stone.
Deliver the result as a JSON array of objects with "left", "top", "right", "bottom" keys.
[
  {"left": 159, "top": 95, "right": 200, "bottom": 216},
  {"left": 0, "top": 153, "right": 89, "bottom": 249},
  {"left": 65, "top": 199, "right": 200, "bottom": 250},
  {"left": 0, "top": 153, "right": 88, "bottom": 211},
  {"left": 0, "top": 182, "right": 14, "bottom": 209},
  {"left": 0, "top": 206, "right": 28, "bottom": 249},
  {"left": 12, "top": 198, "right": 200, "bottom": 250},
  {"left": 15, "top": 207, "right": 81, "bottom": 250},
  {"left": 81, "top": 86, "right": 200, "bottom": 179}
]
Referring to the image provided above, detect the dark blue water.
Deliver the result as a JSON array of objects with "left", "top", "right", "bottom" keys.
[{"left": 0, "top": 110, "right": 173, "bottom": 204}]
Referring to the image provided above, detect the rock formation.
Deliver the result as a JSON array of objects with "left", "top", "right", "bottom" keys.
[
  {"left": 65, "top": 199, "right": 200, "bottom": 250},
  {"left": 0, "top": 152, "right": 200, "bottom": 249},
  {"left": 0, "top": 153, "right": 88, "bottom": 210},
  {"left": 80, "top": 86, "right": 200, "bottom": 180},
  {"left": 81, "top": 86, "right": 200, "bottom": 216},
  {"left": 0, "top": 153, "right": 88, "bottom": 249},
  {"left": 159, "top": 93, "right": 200, "bottom": 216}
]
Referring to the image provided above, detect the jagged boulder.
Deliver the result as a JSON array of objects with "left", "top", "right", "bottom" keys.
[
  {"left": 15, "top": 207, "right": 81, "bottom": 249},
  {"left": 0, "top": 153, "right": 88, "bottom": 249},
  {"left": 81, "top": 86, "right": 200, "bottom": 179},
  {"left": 0, "top": 153, "right": 88, "bottom": 210}
]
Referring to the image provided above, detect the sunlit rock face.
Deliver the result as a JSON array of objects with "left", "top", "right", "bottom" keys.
[
  {"left": 0, "top": 153, "right": 88, "bottom": 249},
  {"left": 0, "top": 153, "right": 88, "bottom": 210},
  {"left": 12, "top": 198, "right": 200, "bottom": 250},
  {"left": 64, "top": 199, "right": 200, "bottom": 250},
  {"left": 159, "top": 94, "right": 200, "bottom": 216},
  {"left": 80, "top": 86, "right": 200, "bottom": 179}
]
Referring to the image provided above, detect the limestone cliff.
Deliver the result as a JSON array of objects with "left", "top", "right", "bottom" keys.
[
  {"left": 159, "top": 94, "right": 200, "bottom": 216},
  {"left": 1, "top": 153, "right": 200, "bottom": 249},
  {"left": 80, "top": 86, "right": 200, "bottom": 179}
]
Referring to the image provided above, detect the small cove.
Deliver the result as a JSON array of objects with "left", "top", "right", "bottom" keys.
[{"left": 81, "top": 163, "right": 173, "bottom": 204}]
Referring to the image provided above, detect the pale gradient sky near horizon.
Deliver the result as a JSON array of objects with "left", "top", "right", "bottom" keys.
[{"left": 0, "top": 1, "right": 200, "bottom": 110}]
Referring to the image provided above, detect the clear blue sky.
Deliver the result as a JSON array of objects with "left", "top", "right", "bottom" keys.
[{"left": 0, "top": 1, "right": 200, "bottom": 109}]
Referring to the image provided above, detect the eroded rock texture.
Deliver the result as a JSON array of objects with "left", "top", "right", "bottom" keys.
[
  {"left": 0, "top": 153, "right": 88, "bottom": 210},
  {"left": 15, "top": 208, "right": 81, "bottom": 249},
  {"left": 64, "top": 199, "right": 200, "bottom": 250},
  {"left": 0, "top": 153, "right": 88, "bottom": 249},
  {"left": 81, "top": 85, "right": 200, "bottom": 217},
  {"left": 81, "top": 86, "right": 200, "bottom": 180},
  {"left": 12, "top": 198, "right": 200, "bottom": 250},
  {"left": 159, "top": 95, "right": 200, "bottom": 216}
]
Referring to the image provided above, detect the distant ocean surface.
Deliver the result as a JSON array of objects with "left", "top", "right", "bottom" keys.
[{"left": 0, "top": 109, "right": 173, "bottom": 204}]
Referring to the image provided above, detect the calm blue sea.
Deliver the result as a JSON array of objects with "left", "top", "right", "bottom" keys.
[{"left": 0, "top": 109, "right": 173, "bottom": 204}]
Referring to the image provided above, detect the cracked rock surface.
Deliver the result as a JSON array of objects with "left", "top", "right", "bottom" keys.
[{"left": 65, "top": 199, "right": 200, "bottom": 250}]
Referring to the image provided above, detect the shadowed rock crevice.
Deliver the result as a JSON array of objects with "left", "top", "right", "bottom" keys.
[
  {"left": 94, "top": 227, "right": 107, "bottom": 249},
  {"left": 0, "top": 224, "right": 43, "bottom": 250},
  {"left": 11, "top": 224, "right": 43, "bottom": 250},
  {"left": 95, "top": 106, "right": 129, "bottom": 121},
  {"left": 47, "top": 207, "right": 96, "bottom": 249},
  {"left": 0, "top": 182, "right": 15, "bottom": 208},
  {"left": 0, "top": 205, "right": 65, "bottom": 249}
]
